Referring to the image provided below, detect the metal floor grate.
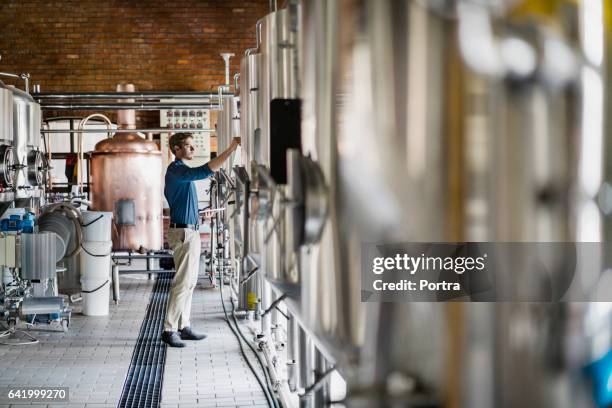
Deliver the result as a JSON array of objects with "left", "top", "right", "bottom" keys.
[{"left": 118, "top": 272, "right": 172, "bottom": 408}]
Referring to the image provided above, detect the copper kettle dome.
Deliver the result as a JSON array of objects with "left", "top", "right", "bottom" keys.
[{"left": 93, "top": 83, "right": 160, "bottom": 154}]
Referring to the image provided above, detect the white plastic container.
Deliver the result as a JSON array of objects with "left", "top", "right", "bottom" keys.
[
  {"left": 81, "top": 277, "right": 110, "bottom": 316},
  {"left": 81, "top": 211, "right": 113, "bottom": 242},
  {"left": 80, "top": 241, "right": 112, "bottom": 279}
]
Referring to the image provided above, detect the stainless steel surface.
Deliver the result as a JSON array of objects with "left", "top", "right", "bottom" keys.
[
  {"left": 19, "top": 296, "right": 64, "bottom": 316},
  {"left": 20, "top": 232, "right": 57, "bottom": 281},
  {"left": 0, "top": 81, "right": 14, "bottom": 144},
  {"left": 26, "top": 150, "right": 45, "bottom": 186},
  {"left": 217, "top": 96, "right": 239, "bottom": 173},
  {"left": 0, "top": 145, "right": 15, "bottom": 188},
  {"left": 259, "top": 8, "right": 298, "bottom": 167},
  {"left": 111, "top": 264, "right": 120, "bottom": 304},
  {"left": 249, "top": 53, "right": 261, "bottom": 166},
  {"left": 90, "top": 84, "right": 163, "bottom": 251},
  {"left": 218, "top": 1, "right": 612, "bottom": 406},
  {"left": 11, "top": 86, "right": 42, "bottom": 199}
]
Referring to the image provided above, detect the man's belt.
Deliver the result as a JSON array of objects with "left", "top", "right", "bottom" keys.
[{"left": 169, "top": 223, "right": 199, "bottom": 230}]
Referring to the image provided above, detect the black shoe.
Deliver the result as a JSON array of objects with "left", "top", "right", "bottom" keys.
[
  {"left": 161, "top": 331, "right": 186, "bottom": 348},
  {"left": 179, "top": 326, "right": 207, "bottom": 341}
]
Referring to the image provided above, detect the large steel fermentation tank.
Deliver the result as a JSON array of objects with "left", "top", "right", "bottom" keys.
[
  {"left": 298, "top": 0, "right": 451, "bottom": 401},
  {"left": 90, "top": 84, "right": 162, "bottom": 251},
  {"left": 296, "top": 0, "right": 611, "bottom": 407},
  {"left": 11, "top": 86, "right": 43, "bottom": 208},
  {"left": 257, "top": 7, "right": 301, "bottom": 297}
]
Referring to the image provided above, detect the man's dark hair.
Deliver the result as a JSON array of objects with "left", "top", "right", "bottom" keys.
[{"left": 169, "top": 132, "right": 193, "bottom": 154}]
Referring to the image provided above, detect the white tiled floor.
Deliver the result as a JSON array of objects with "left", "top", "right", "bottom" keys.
[
  {"left": 0, "top": 271, "right": 268, "bottom": 408},
  {"left": 161, "top": 277, "right": 268, "bottom": 408}
]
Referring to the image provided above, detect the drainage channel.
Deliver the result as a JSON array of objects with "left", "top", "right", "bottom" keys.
[{"left": 118, "top": 272, "right": 172, "bottom": 408}]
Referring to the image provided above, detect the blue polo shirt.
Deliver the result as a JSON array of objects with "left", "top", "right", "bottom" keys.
[{"left": 164, "top": 160, "right": 213, "bottom": 225}]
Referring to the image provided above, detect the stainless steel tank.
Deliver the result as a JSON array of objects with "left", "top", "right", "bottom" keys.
[
  {"left": 257, "top": 7, "right": 301, "bottom": 295},
  {"left": 11, "top": 86, "right": 42, "bottom": 205},
  {"left": 296, "top": 0, "right": 608, "bottom": 406},
  {"left": 297, "top": 1, "right": 450, "bottom": 398},
  {"left": 90, "top": 84, "right": 162, "bottom": 251},
  {"left": 259, "top": 8, "right": 297, "bottom": 167}
]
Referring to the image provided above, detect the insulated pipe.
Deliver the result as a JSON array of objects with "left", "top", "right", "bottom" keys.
[
  {"left": 40, "top": 103, "right": 221, "bottom": 110},
  {"left": 41, "top": 128, "right": 215, "bottom": 134},
  {"left": 111, "top": 253, "right": 173, "bottom": 260},
  {"left": 33, "top": 91, "right": 229, "bottom": 99}
]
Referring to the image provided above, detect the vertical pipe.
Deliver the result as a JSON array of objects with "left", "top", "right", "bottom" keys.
[
  {"left": 221, "top": 53, "right": 235, "bottom": 87},
  {"left": 147, "top": 252, "right": 154, "bottom": 280},
  {"left": 287, "top": 314, "right": 299, "bottom": 392},
  {"left": 313, "top": 349, "right": 329, "bottom": 407},
  {"left": 111, "top": 264, "right": 120, "bottom": 304},
  {"left": 299, "top": 326, "right": 314, "bottom": 408}
]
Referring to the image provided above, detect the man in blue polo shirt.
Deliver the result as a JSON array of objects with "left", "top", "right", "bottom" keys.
[{"left": 162, "top": 132, "right": 240, "bottom": 347}]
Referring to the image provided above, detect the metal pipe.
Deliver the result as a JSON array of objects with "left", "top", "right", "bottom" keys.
[
  {"left": 40, "top": 102, "right": 221, "bottom": 110},
  {"left": 0, "top": 72, "right": 29, "bottom": 93},
  {"left": 312, "top": 350, "right": 331, "bottom": 406},
  {"left": 147, "top": 253, "right": 155, "bottom": 280},
  {"left": 112, "top": 264, "right": 120, "bottom": 305},
  {"left": 118, "top": 269, "right": 175, "bottom": 274},
  {"left": 299, "top": 326, "right": 315, "bottom": 408},
  {"left": 112, "top": 253, "right": 173, "bottom": 260},
  {"left": 21, "top": 73, "right": 29, "bottom": 94},
  {"left": 33, "top": 91, "right": 229, "bottom": 99},
  {"left": 77, "top": 113, "right": 113, "bottom": 195},
  {"left": 220, "top": 53, "right": 235, "bottom": 86},
  {"left": 256, "top": 20, "right": 263, "bottom": 47},
  {"left": 234, "top": 73, "right": 240, "bottom": 94},
  {"left": 269, "top": 0, "right": 277, "bottom": 12},
  {"left": 41, "top": 128, "right": 215, "bottom": 134},
  {"left": 287, "top": 314, "right": 299, "bottom": 392},
  {"left": 0, "top": 72, "right": 20, "bottom": 80}
]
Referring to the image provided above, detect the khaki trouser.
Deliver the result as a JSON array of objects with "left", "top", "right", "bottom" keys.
[{"left": 164, "top": 227, "right": 201, "bottom": 332}]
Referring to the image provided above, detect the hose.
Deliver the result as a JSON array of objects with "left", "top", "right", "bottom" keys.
[
  {"left": 214, "top": 176, "right": 279, "bottom": 408},
  {"left": 220, "top": 262, "right": 275, "bottom": 408}
]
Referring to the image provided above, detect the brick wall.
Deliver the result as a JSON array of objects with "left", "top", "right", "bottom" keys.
[{"left": 0, "top": 0, "right": 270, "bottom": 128}]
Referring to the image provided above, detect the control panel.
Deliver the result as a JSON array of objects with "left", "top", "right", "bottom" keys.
[{"left": 160, "top": 100, "right": 213, "bottom": 212}]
